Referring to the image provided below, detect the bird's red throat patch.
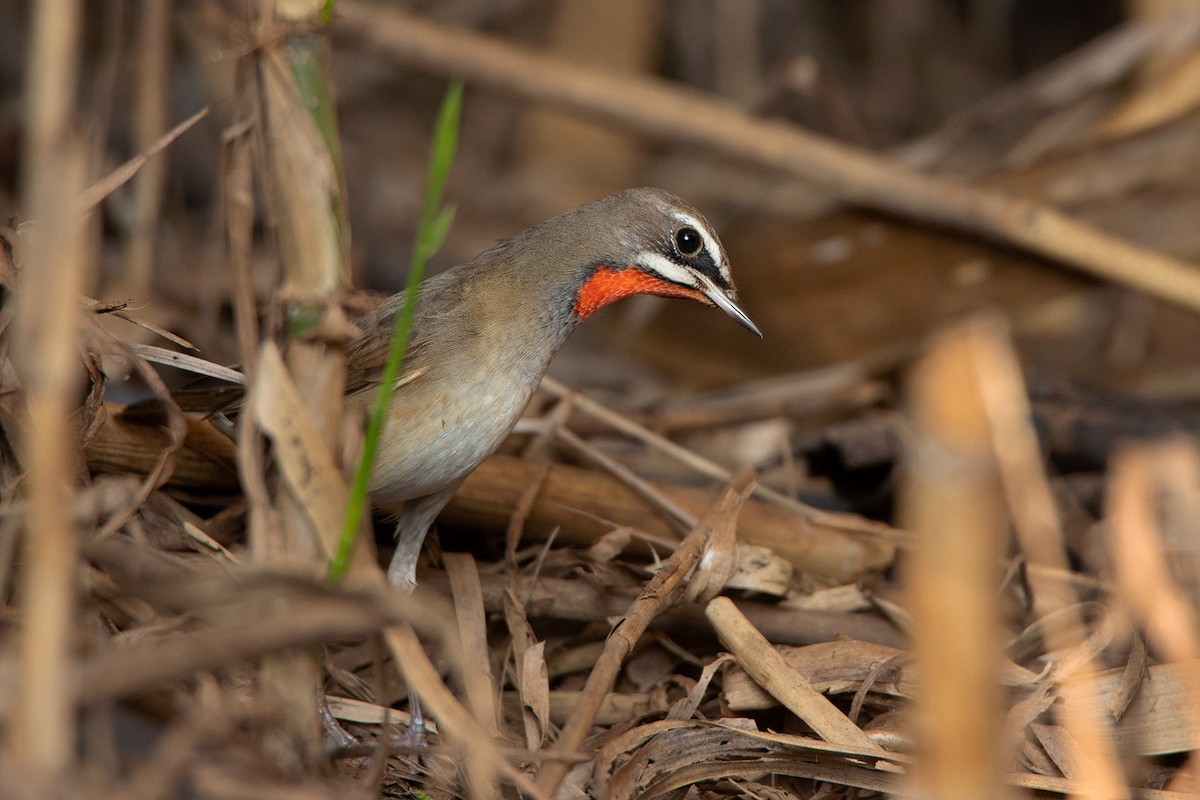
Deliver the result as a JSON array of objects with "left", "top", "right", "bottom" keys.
[{"left": 574, "top": 267, "right": 704, "bottom": 321}]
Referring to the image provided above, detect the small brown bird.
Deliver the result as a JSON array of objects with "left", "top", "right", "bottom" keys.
[{"left": 343, "top": 187, "right": 759, "bottom": 588}]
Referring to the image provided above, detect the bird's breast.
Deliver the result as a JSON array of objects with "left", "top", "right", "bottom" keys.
[
  {"left": 366, "top": 360, "right": 540, "bottom": 503},
  {"left": 362, "top": 264, "right": 570, "bottom": 504}
]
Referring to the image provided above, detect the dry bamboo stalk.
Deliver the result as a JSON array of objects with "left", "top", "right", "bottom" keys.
[
  {"left": 447, "top": 453, "right": 894, "bottom": 582},
  {"left": 335, "top": 2, "right": 1200, "bottom": 313},
  {"left": 10, "top": 0, "right": 88, "bottom": 776},
  {"left": 85, "top": 404, "right": 240, "bottom": 492},
  {"left": 252, "top": 0, "right": 355, "bottom": 759},
  {"left": 79, "top": 413, "right": 896, "bottom": 581}
]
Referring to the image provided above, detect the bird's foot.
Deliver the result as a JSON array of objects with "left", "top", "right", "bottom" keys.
[
  {"left": 393, "top": 690, "right": 428, "bottom": 750},
  {"left": 319, "top": 700, "right": 361, "bottom": 754}
]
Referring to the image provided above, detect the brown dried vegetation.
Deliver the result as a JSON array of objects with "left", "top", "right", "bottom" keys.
[{"left": 4, "top": 2, "right": 1200, "bottom": 799}]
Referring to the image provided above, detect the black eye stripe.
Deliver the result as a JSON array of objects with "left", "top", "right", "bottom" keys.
[{"left": 661, "top": 246, "right": 728, "bottom": 289}]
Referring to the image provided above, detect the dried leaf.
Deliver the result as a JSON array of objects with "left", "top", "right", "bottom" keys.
[
  {"left": 587, "top": 526, "right": 634, "bottom": 563},
  {"left": 521, "top": 640, "right": 551, "bottom": 745},
  {"left": 722, "top": 543, "right": 792, "bottom": 597}
]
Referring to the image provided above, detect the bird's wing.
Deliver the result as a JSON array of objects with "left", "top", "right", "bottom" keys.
[
  {"left": 344, "top": 272, "right": 465, "bottom": 398},
  {"left": 343, "top": 300, "right": 428, "bottom": 396}
]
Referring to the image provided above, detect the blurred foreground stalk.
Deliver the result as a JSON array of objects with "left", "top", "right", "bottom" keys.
[
  {"left": 901, "top": 323, "right": 1008, "bottom": 800},
  {"left": 9, "top": 0, "right": 89, "bottom": 781}
]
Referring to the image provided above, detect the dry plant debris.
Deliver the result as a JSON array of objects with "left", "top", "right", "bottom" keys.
[{"left": 4, "top": 3, "right": 1200, "bottom": 799}]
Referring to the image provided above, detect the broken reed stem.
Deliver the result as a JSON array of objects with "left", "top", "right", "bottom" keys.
[
  {"left": 536, "top": 470, "right": 755, "bottom": 795},
  {"left": 336, "top": 1, "right": 1200, "bottom": 313},
  {"left": 705, "top": 596, "right": 880, "bottom": 751},
  {"left": 10, "top": 0, "right": 88, "bottom": 776}
]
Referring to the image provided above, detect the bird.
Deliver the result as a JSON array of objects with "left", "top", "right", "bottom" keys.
[{"left": 342, "top": 187, "right": 760, "bottom": 589}]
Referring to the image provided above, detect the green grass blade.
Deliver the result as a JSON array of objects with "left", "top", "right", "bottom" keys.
[
  {"left": 329, "top": 77, "right": 464, "bottom": 583},
  {"left": 424, "top": 204, "right": 457, "bottom": 260}
]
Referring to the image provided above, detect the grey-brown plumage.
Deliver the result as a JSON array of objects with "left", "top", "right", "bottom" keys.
[{"left": 347, "top": 188, "right": 759, "bottom": 588}]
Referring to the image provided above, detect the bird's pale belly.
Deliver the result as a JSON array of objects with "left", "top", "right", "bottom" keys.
[{"left": 367, "top": 372, "right": 534, "bottom": 503}]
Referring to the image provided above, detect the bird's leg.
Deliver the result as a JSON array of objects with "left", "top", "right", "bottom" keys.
[
  {"left": 386, "top": 484, "right": 458, "bottom": 590},
  {"left": 387, "top": 482, "right": 460, "bottom": 748},
  {"left": 396, "top": 678, "right": 428, "bottom": 749}
]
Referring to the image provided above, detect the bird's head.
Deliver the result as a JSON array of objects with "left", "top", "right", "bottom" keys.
[{"left": 568, "top": 188, "right": 761, "bottom": 337}]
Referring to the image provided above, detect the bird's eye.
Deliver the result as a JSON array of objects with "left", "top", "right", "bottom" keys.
[{"left": 674, "top": 226, "right": 703, "bottom": 257}]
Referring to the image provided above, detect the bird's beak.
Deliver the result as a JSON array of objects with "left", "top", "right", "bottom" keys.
[{"left": 697, "top": 276, "right": 762, "bottom": 337}]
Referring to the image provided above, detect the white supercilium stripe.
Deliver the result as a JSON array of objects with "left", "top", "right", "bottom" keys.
[{"left": 636, "top": 251, "right": 700, "bottom": 288}]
